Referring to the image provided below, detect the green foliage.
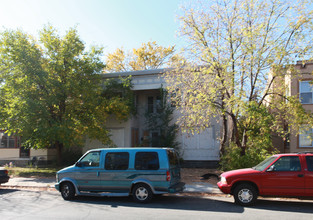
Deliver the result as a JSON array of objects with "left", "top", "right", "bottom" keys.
[
  {"left": 0, "top": 26, "right": 133, "bottom": 157},
  {"left": 220, "top": 142, "right": 276, "bottom": 171},
  {"left": 221, "top": 103, "right": 278, "bottom": 170},
  {"left": 145, "top": 89, "right": 180, "bottom": 151}
]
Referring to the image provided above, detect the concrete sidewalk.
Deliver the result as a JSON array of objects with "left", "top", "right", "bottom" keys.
[{"left": 1, "top": 177, "right": 221, "bottom": 194}]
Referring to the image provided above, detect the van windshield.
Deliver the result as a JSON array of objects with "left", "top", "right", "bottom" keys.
[{"left": 167, "top": 149, "right": 179, "bottom": 168}]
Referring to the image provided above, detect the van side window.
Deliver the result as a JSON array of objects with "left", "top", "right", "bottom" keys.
[
  {"left": 80, "top": 151, "right": 101, "bottom": 167},
  {"left": 306, "top": 156, "right": 313, "bottom": 171},
  {"left": 105, "top": 152, "right": 129, "bottom": 170},
  {"left": 135, "top": 152, "right": 159, "bottom": 170}
]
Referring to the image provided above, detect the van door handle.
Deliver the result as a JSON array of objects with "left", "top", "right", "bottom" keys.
[{"left": 298, "top": 174, "right": 304, "bottom": 177}]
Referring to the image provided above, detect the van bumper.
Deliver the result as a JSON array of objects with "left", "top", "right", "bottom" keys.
[
  {"left": 55, "top": 183, "right": 60, "bottom": 191},
  {"left": 169, "top": 182, "right": 185, "bottom": 193}
]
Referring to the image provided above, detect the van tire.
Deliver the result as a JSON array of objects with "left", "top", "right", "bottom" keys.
[
  {"left": 61, "top": 182, "right": 75, "bottom": 200},
  {"left": 132, "top": 183, "right": 153, "bottom": 203}
]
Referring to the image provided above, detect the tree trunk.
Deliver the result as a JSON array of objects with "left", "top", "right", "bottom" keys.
[
  {"left": 230, "top": 114, "right": 243, "bottom": 153},
  {"left": 219, "top": 114, "right": 228, "bottom": 157},
  {"left": 240, "top": 129, "right": 248, "bottom": 156},
  {"left": 56, "top": 141, "right": 64, "bottom": 165}
]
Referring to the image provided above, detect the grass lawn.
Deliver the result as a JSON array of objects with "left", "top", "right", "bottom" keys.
[{"left": 6, "top": 167, "right": 60, "bottom": 178}]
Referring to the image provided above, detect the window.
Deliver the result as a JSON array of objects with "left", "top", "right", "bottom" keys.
[
  {"left": 147, "top": 96, "right": 162, "bottom": 114},
  {"left": 80, "top": 151, "right": 101, "bottom": 167},
  {"left": 148, "top": 96, "right": 154, "bottom": 113},
  {"left": 272, "top": 156, "right": 301, "bottom": 171},
  {"left": 105, "top": 152, "right": 129, "bottom": 170},
  {"left": 300, "top": 81, "right": 313, "bottom": 104},
  {"left": 135, "top": 152, "right": 159, "bottom": 170},
  {"left": 306, "top": 156, "right": 313, "bottom": 171},
  {"left": 0, "top": 131, "right": 17, "bottom": 148},
  {"left": 299, "top": 126, "right": 313, "bottom": 148}
]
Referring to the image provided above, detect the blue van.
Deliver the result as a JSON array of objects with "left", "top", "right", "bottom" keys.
[{"left": 55, "top": 148, "right": 185, "bottom": 203}]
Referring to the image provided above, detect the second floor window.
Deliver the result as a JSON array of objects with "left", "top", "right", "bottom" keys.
[
  {"left": 147, "top": 96, "right": 161, "bottom": 113},
  {"left": 300, "top": 81, "right": 313, "bottom": 104}
]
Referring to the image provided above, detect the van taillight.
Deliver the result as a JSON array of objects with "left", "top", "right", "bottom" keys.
[
  {"left": 166, "top": 171, "right": 171, "bottom": 181},
  {"left": 5, "top": 170, "right": 8, "bottom": 175}
]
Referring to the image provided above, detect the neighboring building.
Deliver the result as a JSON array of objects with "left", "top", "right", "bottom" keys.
[
  {"left": 0, "top": 130, "right": 57, "bottom": 166},
  {"left": 290, "top": 61, "right": 313, "bottom": 152},
  {"left": 83, "top": 69, "right": 221, "bottom": 167},
  {"left": 272, "top": 61, "right": 313, "bottom": 153}
]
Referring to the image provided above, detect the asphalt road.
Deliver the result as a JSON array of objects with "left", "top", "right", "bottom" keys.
[{"left": 1, "top": 189, "right": 313, "bottom": 220}]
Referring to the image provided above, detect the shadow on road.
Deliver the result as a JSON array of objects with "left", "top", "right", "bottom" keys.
[
  {"left": 67, "top": 194, "right": 313, "bottom": 214},
  {"left": 253, "top": 198, "right": 313, "bottom": 213},
  {"left": 70, "top": 194, "right": 244, "bottom": 213},
  {"left": 0, "top": 188, "right": 19, "bottom": 195}
]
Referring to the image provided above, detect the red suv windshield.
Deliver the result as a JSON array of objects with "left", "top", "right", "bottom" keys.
[{"left": 253, "top": 156, "right": 277, "bottom": 171}]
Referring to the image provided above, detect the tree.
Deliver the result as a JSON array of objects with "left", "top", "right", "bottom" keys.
[
  {"left": 165, "top": 0, "right": 313, "bottom": 161},
  {"left": 145, "top": 88, "right": 180, "bottom": 150},
  {"left": 0, "top": 26, "right": 133, "bottom": 163},
  {"left": 104, "top": 41, "right": 176, "bottom": 72}
]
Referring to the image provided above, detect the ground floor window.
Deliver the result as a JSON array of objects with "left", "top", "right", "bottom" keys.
[
  {"left": 0, "top": 131, "right": 19, "bottom": 148},
  {"left": 299, "top": 126, "right": 313, "bottom": 148}
]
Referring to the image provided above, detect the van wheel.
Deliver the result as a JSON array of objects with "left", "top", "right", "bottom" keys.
[
  {"left": 233, "top": 184, "right": 257, "bottom": 206},
  {"left": 61, "top": 182, "right": 75, "bottom": 200},
  {"left": 132, "top": 183, "right": 153, "bottom": 203}
]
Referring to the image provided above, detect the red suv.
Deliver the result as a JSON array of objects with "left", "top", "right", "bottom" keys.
[{"left": 218, "top": 152, "right": 313, "bottom": 206}]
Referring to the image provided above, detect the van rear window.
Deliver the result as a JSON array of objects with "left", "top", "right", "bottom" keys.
[
  {"left": 135, "top": 152, "right": 159, "bottom": 170},
  {"left": 167, "top": 150, "right": 179, "bottom": 167},
  {"left": 105, "top": 152, "right": 129, "bottom": 170}
]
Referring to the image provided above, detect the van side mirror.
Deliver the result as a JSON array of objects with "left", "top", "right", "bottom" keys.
[{"left": 267, "top": 165, "right": 275, "bottom": 172}]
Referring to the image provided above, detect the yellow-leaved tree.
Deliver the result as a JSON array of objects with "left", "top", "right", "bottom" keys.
[
  {"left": 165, "top": 0, "right": 313, "bottom": 169},
  {"left": 104, "top": 41, "right": 176, "bottom": 72}
]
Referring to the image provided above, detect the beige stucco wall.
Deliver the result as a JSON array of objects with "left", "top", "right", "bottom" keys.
[
  {"left": 0, "top": 148, "right": 20, "bottom": 159},
  {"left": 29, "top": 148, "right": 57, "bottom": 161},
  {"left": 0, "top": 148, "right": 58, "bottom": 161}
]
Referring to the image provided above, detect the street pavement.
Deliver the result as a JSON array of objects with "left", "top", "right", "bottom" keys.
[{"left": 1, "top": 177, "right": 222, "bottom": 194}]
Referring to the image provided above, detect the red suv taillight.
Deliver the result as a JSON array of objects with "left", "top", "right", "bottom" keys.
[
  {"left": 5, "top": 170, "right": 8, "bottom": 175},
  {"left": 166, "top": 171, "right": 171, "bottom": 181}
]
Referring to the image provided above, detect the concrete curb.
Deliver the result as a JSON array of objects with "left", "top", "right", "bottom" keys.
[{"left": 1, "top": 177, "right": 222, "bottom": 194}]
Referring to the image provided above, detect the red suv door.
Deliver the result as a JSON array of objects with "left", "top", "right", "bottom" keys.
[
  {"left": 261, "top": 156, "right": 305, "bottom": 196},
  {"left": 305, "top": 156, "right": 313, "bottom": 196}
]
